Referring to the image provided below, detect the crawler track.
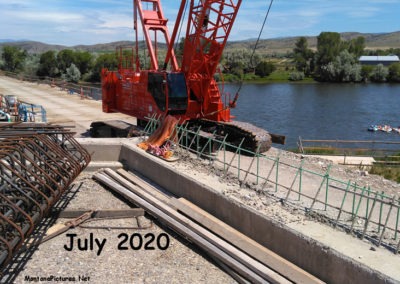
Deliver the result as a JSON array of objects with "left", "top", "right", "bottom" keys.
[{"left": 196, "top": 119, "right": 274, "bottom": 153}]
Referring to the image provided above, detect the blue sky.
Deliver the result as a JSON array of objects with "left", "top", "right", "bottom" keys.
[{"left": 0, "top": 0, "right": 399, "bottom": 46}]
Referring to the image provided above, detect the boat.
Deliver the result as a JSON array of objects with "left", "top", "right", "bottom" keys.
[{"left": 368, "top": 125, "right": 378, "bottom": 132}]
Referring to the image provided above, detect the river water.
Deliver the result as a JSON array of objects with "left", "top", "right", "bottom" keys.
[{"left": 223, "top": 83, "right": 400, "bottom": 149}]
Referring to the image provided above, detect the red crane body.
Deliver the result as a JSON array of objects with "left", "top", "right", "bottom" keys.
[
  {"left": 101, "top": 0, "right": 241, "bottom": 124},
  {"left": 100, "top": 0, "right": 283, "bottom": 151}
]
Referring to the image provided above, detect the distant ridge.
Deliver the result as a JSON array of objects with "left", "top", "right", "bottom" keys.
[{"left": 1, "top": 31, "right": 399, "bottom": 54}]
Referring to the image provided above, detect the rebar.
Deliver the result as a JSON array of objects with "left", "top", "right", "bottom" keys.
[{"left": 0, "top": 123, "right": 90, "bottom": 269}]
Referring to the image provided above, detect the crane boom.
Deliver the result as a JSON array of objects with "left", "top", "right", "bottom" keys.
[
  {"left": 179, "top": 0, "right": 242, "bottom": 121},
  {"left": 134, "top": 0, "right": 178, "bottom": 71}
]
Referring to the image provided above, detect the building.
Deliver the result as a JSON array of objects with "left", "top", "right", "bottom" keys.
[{"left": 359, "top": 55, "right": 400, "bottom": 66}]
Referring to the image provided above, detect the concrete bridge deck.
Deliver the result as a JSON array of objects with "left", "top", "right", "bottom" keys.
[{"left": 1, "top": 75, "right": 399, "bottom": 283}]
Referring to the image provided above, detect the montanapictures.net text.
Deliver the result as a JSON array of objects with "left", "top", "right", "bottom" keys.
[{"left": 24, "top": 275, "right": 90, "bottom": 282}]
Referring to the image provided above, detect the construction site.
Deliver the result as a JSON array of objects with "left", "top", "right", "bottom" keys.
[
  {"left": 1, "top": 75, "right": 399, "bottom": 283},
  {"left": 1, "top": 0, "right": 400, "bottom": 283}
]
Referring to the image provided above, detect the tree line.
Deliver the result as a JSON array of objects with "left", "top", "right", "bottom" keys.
[
  {"left": 0, "top": 47, "right": 118, "bottom": 83},
  {"left": 1, "top": 31, "right": 400, "bottom": 83},
  {"left": 292, "top": 32, "right": 400, "bottom": 82}
]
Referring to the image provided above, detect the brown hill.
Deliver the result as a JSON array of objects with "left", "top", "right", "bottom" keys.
[{"left": 1, "top": 31, "right": 399, "bottom": 55}]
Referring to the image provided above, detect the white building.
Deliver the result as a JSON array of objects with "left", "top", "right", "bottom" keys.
[{"left": 359, "top": 55, "right": 400, "bottom": 66}]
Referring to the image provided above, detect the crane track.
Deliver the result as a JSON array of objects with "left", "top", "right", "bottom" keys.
[{"left": 196, "top": 119, "right": 273, "bottom": 153}]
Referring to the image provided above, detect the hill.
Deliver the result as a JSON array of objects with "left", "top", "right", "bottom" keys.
[{"left": 1, "top": 31, "right": 399, "bottom": 55}]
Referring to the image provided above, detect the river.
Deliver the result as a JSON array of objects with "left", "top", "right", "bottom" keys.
[{"left": 223, "top": 83, "right": 400, "bottom": 149}]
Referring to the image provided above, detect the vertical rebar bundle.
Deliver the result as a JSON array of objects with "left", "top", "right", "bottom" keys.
[{"left": 0, "top": 123, "right": 90, "bottom": 269}]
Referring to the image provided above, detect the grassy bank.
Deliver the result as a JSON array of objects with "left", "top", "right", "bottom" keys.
[
  {"left": 370, "top": 165, "right": 400, "bottom": 183},
  {"left": 223, "top": 70, "right": 316, "bottom": 83}
]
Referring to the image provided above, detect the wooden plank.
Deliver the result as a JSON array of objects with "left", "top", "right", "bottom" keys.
[
  {"left": 171, "top": 198, "right": 324, "bottom": 284},
  {"left": 103, "top": 169, "right": 288, "bottom": 283},
  {"left": 99, "top": 169, "right": 294, "bottom": 283},
  {"left": 93, "top": 172, "right": 270, "bottom": 284},
  {"left": 116, "top": 169, "right": 173, "bottom": 205},
  {"left": 55, "top": 209, "right": 145, "bottom": 219},
  {"left": 112, "top": 169, "right": 296, "bottom": 282}
]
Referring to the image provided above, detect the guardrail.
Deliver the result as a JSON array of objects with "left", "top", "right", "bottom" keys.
[
  {"left": 1, "top": 72, "right": 102, "bottom": 101},
  {"left": 142, "top": 115, "right": 400, "bottom": 254}
]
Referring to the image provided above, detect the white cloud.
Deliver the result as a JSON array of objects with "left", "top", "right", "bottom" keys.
[
  {"left": 0, "top": 0, "right": 398, "bottom": 45},
  {"left": 6, "top": 11, "right": 84, "bottom": 23}
]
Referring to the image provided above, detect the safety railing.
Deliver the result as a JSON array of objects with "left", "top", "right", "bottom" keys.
[
  {"left": 17, "top": 101, "right": 47, "bottom": 122},
  {"left": 142, "top": 115, "right": 400, "bottom": 254},
  {"left": 2, "top": 72, "right": 102, "bottom": 101}
]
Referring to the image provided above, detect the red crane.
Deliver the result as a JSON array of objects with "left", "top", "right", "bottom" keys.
[{"left": 100, "top": 0, "right": 284, "bottom": 152}]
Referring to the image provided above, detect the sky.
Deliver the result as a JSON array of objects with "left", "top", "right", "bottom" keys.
[{"left": 0, "top": 0, "right": 399, "bottom": 46}]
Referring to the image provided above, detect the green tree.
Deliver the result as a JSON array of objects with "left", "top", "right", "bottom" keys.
[
  {"left": 89, "top": 53, "right": 118, "bottom": 82},
  {"left": 255, "top": 61, "right": 275, "bottom": 77},
  {"left": 371, "top": 64, "right": 389, "bottom": 82},
  {"left": 315, "top": 32, "right": 343, "bottom": 78},
  {"left": 319, "top": 50, "right": 361, "bottom": 82},
  {"left": 57, "top": 49, "right": 76, "bottom": 74},
  {"left": 388, "top": 63, "right": 400, "bottom": 82},
  {"left": 37, "top": 50, "right": 59, "bottom": 77},
  {"left": 1, "top": 45, "right": 27, "bottom": 72},
  {"left": 293, "top": 37, "right": 314, "bottom": 75},
  {"left": 23, "top": 54, "right": 40, "bottom": 77},
  {"left": 230, "top": 61, "right": 244, "bottom": 79},
  {"left": 347, "top": 36, "right": 365, "bottom": 58},
  {"left": 335, "top": 50, "right": 362, "bottom": 82},
  {"left": 361, "top": 65, "right": 374, "bottom": 82},
  {"left": 74, "top": 51, "right": 93, "bottom": 75}
]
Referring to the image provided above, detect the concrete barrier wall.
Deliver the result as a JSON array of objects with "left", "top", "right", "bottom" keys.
[
  {"left": 77, "top": 138, "right": 123, "bottom": 162},
  {"left": 80, "top": 139, "right": 394, "bottom": 284}
]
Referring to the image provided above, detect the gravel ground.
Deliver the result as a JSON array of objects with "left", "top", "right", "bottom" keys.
[{"left": 1, "top": 174, "right": 235, "bottom": 284}]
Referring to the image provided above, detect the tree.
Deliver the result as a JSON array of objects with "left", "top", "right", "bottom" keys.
[
  {"left": 319, "top": 50, "right": 361, "bottom": 82},
  {"left": 371, "top": 64, "right": 389, "bottom": 82},
  {"left": 335, "top": 50, "right": 362, "bottom": 82},
  {"left": 89, "top": 53, "right": 118, "bottom": 82},
  {"left": 293, "top": 37, "right": 314, "bottom": 75},
  {"left": 361, "top": 65, "right": 374, "bottom": 82},
  {"left": 315, "top": 32, "right": 343, "bottom": 78},
  {"left": 74, "top": 51, "right": 93, "bottom": 75},
  {"left": 62, "top": 63, "right": 81, "bottom": 83},
  {"left": 23, "top": 54, "right": 40, "bottom": 77},
  {"left": 255, "top": 61, "right": 275, "bottom": 77},
  {"left": 57, "top": 49, "right": 76, "bottom": 74},
  {"left": 37, "top": 50, "right": 59, "bottom": 77},
  {"left": 230, "top": 61, "right": 244, "bottom": 79},
  {"left": 1, "top": 46, "right": 27, "bottom": 72},
  {"left": 347, "top": 36, "right": 365, "bottom": 58},
  {"left": 388, "top": 63, "right": 400, "bottom": 82},
  {"left": 289, "top": 71, "right": 304, "bottom": 81}
]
